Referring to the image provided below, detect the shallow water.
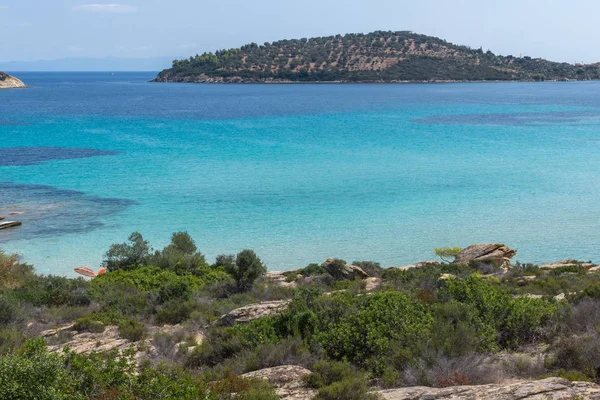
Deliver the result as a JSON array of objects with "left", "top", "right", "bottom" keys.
[{"left": 1, "top": 72, "right": 599, "bottom": 275}]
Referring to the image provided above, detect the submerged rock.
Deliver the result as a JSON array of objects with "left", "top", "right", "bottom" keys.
[
  {"left": 322, "top": 258, "right": 369, "bottom": 280},
  {"left": 0, "top": 221, "right": 22, "bottom": 230},
  {"left": 241, "top": 365, "right": 316, "bottom": 400},
  {"left": 376, "top": 377, "right": 600, "bottom": 400}
]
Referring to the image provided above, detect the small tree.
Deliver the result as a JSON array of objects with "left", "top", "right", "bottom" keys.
[
  {"left": 434, "top": 247, "right": 462, "bottom": 263},
  {"left": 168, "top": 232, "right": 197, "bottom": 254},
  {"left": 225, "top": 250, "right": 267, "bottom": 292},
  {"left": 102, "top": 232, "right": 151, "bottom": 271}
]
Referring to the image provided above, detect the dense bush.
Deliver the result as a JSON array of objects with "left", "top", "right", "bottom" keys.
[
  {"left": 102, "top": 232, "right": 151, "bottom": 271},
  {"left": 0, "top": 338, "right": 277, "bottom": 399},
  {"left": 118, "top": 318, "right": 146, "bottom": 341},
  {"left": 225, "top": 250, "right": 267, "bottom": 292},
  {"left": 73, "top": 315, "right": 105, "bottom": 333}
]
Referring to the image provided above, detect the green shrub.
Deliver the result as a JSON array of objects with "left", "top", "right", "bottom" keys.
[
  {"left": 352, "top": 261, "right": 383, "bottom": 277},
  {"left": 314, "top": 291, "right": 433, "bottom": 371},
  {"left": 301, "top": 263, "right": 327, "bottom": 276},
  {"left": 102, "top": 232, "right": 152, "bottom": 271},
  {"left": 0, "top": 328, "right": 25, "bottom": 355},
  {"left": 306, "top": 360, "right": 380, "bottom": 400},
  {"left": 156, "top": 299, "right": 197, "bottom": 324},
  {"left": 434, "top": 247, "right": 462, "bottom": 262},
  {"left": 73, "top": 316, "right": 106, "bottom": 333},
  {"left": 118, "top": 318, "right": 146, "bottom": 342},
  {"left": 225, "top": 250, "right": 267, "bottom": 292},
  {"left": 0, "top": 295, "right": 16, "bottom": 324}
]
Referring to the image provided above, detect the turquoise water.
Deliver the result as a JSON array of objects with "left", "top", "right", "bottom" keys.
[{"left": 1, "top": 72, "right": 600, "bottom": 275}]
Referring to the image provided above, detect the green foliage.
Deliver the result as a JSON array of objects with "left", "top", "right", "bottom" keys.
[
  {"left": 306, "top": 360, "right": 380, "bottom": 400},
  {"left": 156, "top": 299, "right": 198, "bottom": 324},
  {"left": 159, "top": 30, "right": 600, "bottom": 83},
  {"left": 434, "top": 247, "right": 462, "bottom": 262},
  {"left": 0, "top": 251, "right": 33, "bottom": 289},
  {"left": 102, "top": 232, "right": 151, "bottom": 271},
  {"left": 440, "top": 275, "right": 560, "bottom": 349},
  {"left": 148, "top": 231, "right": 211, "bottom": 275},
  {"left": 0, "top": 295, "right": 17, "bottom": 325},
  {"left": 118, "top": 318, "right": 146, "bottom": 341},
  {"left": 352, "top": 261, "right": 383, "bottom": 277},
  {"left": 301, "top": 263, "right": 327, "bottom": 276},
  {"left": 225, "top": 250, "right": 267, "bottom": 292},
  {"left": 314, "top": 291, "right": 433, "bottom": 370},
  {"left": 73, "top": 316, "right": 105, "bottom": 333}
]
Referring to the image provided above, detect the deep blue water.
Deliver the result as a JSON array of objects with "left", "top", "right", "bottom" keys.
[{"left": 1, "top": 72, "right": 600, "bottom": 275}]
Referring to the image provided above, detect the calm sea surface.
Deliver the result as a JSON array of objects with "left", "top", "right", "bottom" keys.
[{"left": 1, "top": 72, "right": 599, "bottom": 275}]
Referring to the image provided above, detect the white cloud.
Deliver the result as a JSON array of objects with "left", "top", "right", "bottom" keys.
[
  {"left": 0, "top": 5, "right": 9, "bottom": 9},
  {"left": 73, "top": 4, "right": 138, "bottom": 13}
]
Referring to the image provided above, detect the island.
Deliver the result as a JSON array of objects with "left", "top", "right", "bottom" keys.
[
  {"left": 0, "top": 71, "right": 27, "bottom": 89},
  {"left": 154, "top": 30, "right": 600, "bottom": 83}
]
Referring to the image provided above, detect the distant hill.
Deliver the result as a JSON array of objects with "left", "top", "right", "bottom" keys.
[
  {"left": 0, "top": 57, "right": 176, "bottom": 72},
  {"left": 154, "top": 31, "right": 600, "bottom": 83}
]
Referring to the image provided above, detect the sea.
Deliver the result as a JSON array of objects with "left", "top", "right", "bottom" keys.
[{"left": 1, "top": 72, "right": 599, "bottom": 276}]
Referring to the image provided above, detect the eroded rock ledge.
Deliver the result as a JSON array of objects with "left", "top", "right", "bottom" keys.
[{"left": 376, "top": 377, "right": 600, "bottom": 400}]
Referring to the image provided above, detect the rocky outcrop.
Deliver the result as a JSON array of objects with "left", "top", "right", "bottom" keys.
[
  {"left": 215, "top": 300, "right": 290, "bottom": 326},
  {"left": 365, "top": 277, "right": 383, "bottom": 291},
  {"left": 376, "top": 378, "right": 600, "bottom": 400},
  {"left": 47, "top": 325, "right": 132, "bottom": 354},
  {"left": 455, "top": 244, "right": 516, "bottom": 270},
  {"left": 0, "top": 72, "right": 27, "bottom": 89},
  {"left": 241, "top": 365, "right": 316, "bottom": 400},
  {"left": 265, "top": 271, "right": 298, "bottom": 288},
  {"left": 540, "top": 260, "right": 595, "bottom": 270},
  {"left": 0, "top": 221, "right": 22, "bottom": 230},
  {"left": 390, "top": 261, "right": 440, "bottom": 271},
  {"left": 322, "top": 259, "right": 369, "bottom": 280}
]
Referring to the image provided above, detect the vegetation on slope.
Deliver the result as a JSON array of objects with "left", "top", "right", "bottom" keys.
[
  {"left": 155, "top": 31, "right": 600, "bottom": 83},
  {"left": 2, "top": 234, "right": 600, "bottom": 398}
]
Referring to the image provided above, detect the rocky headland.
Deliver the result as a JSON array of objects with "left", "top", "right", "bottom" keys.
[{"left": 0, "top": 72, "right": 27, "bottom": 89}]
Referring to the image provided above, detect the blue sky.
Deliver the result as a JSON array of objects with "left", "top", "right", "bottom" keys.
[{"left": 1, "top": 0, "right": 599, "bottom": 64}]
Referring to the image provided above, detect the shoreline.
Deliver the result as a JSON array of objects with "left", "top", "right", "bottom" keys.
[{"left": 151, "top": 77, "right": 596, "bottom": 85}]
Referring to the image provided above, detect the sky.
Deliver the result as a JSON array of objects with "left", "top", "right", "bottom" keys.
[{"left": 1, "top": 0, "right": 599, "bottom": 66}]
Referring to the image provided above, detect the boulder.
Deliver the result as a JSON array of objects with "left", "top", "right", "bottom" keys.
[
  {"left": 322, "top": 258, "right": 369, "bottom": 280},
  {"left": 376, "top": 377, "right": 600, "bottom": 400},
  {"left": 215, "top": 300, "right": 290, "bottom": 326},
  {"left": 455, "top": 244, "right": 516, "bottom": 264},
  {"left": 454, "top": 244, "right": 516, "bottom": 271},
  {"left": 0, "top": 221, "right": 22, "bottom": 230},
  {"left": 241, "top": 365, "right": 316, "bottom": 400}
]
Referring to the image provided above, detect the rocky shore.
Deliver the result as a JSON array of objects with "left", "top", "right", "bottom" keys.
[{"left": 0, "top": 72, "right": 27, "bottom": 89}]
